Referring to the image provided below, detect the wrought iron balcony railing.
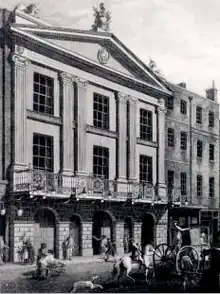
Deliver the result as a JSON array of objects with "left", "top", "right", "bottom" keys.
[{"left": 12, "top": 169, "right": 165, "bottom": 203}]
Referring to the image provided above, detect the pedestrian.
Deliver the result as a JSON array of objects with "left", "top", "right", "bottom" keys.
[
  {"left": 92, "top": 235, "right": 108, "bottom": 259},
  {"left": 36, "top": 243, "right": 48, "bottom": 279},
  {"left": 65, "top": 235, "right": 75, "bottom": 260},
  {"left": 130, "top": 238, "right": 144, "bottom": 264},
  {"left": 0, "top": 236, "right": 7, "bottom": 265},
  {"left": 20, "top": 233, "right": 29, "bottom": 264},
  {"left": 173, "top": 221, "right": 190, "bottom": 252},
  {"left": 25, "top": 237, "right": 35, "bottom": 264},
  {"left": 62, "top": 240, "right": 67, "bottom": 260},
  {"left": 105, "top": 238, "right": 116, "bottom": 262}
]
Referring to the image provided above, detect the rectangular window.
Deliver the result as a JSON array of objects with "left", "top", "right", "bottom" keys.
[
  {"left": 209, "top": 144, "right": 215, "bottom": 161},
  {"left": 209, "top": 111, "right": 215, "bottom": 128},
  {"left": 33, "top": 133, "right": 53, "bottom": 171},
  {"left": 93, "top": 146, "right": 109, "bottom": 179},
  {"left": 33, "top": 72, "right": 54, "bottom": 115},
  {"left": 166, "top": 97, "right": 174, "bottom": 110},
  {"left": 180, "top": 132, "right": 187, "bottom": 150},
  {"left": 140, "top": 109, "right": 153, "bottom": 141},
  {"left": 180, "top": 100, "right": 187, "bottom": 115},
  {"left": 139, "top": 155, "right": 153, "bottom": 183},
  {"left": 209, "top": 177, "right": 215, "bottom": 198},
  {"left": 196, "top": 106, "right": 202, "bottom": 124},
  {"left": 167, "top": 128, "right": 175, "bottom": 147},
  {"left": 197, "top": 175, "right": 203, "bottom": 197},
  {"left": 93, "top": 93, "right": 109, "bottom": 130},
  {"left": 167, "top": 170, "right": 174, "bottom": 188},
  {"left": 180, "top": 172, "right": 187, "bottom": 195},
  {"left": 197, "top": 140, "right": 203, "bottom": 158}
]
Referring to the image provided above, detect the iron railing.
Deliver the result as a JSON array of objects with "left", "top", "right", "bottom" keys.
[{"left": 12, "top": 169, "right": 164, "bottom": 202}]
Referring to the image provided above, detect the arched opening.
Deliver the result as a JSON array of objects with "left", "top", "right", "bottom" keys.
[
  {"left": 34, "top": 208, "right": 56, "bottom": 256},
  {"left": 69, "top": 215, "right": 82, "bottom": 256},
  {"left": 141, "top": 213, "right": 155, "bottom": 251},
  {"left": 92, "top": 210, "right": 114, "bottom": 255},
  {"left": 124, "top": 217, "right": 133, "bottom": 253}
]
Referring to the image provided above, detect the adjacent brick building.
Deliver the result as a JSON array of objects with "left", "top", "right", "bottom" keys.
[
  {"left": 165, "top": 81, "right": 220, "bottom": 245},
  {"left": 0, "top": 5, "right": 172, "bottom": 262}
]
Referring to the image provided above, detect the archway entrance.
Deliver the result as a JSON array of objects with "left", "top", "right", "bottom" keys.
[
  {"left": 69, "top": 215, "right": 81, "bottom": 256},
  {"left": 141, "top": 213, "right": 155, "bottom": 251},
  {"left": 124, "top": 217, "right": 133, "bottom": 253},
  {"left": 92, "top": 211, "right": 114, "bottom": 255},
  {"left": 34, "top": 208, "right": 56, "bottom": 255}
]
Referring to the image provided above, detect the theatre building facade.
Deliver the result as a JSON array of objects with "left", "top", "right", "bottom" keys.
[{"left": 0, "top": 6, "right": 172, "bottom": 261}]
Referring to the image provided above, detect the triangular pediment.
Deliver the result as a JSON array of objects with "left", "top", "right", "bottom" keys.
[{"left": 11, "top": 24, "right": 171, "bottom": 94}]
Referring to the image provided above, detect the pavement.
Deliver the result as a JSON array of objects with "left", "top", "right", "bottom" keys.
[{"left": 0, "top": 255, "right": 119, "bottom": 271}]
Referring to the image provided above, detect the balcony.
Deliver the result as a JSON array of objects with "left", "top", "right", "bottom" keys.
[{"left": 12, "top": 169, "right": 165, "bottom": 203}]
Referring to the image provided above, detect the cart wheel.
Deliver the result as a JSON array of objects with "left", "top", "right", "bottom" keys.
[
  {"left": 176, "top": 245, "right": 199, "bottom": 273},
  {"left": 153, "top": 243, "right": 173, "bottom": 268}
]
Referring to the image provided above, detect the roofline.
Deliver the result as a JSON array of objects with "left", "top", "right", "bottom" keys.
[
  {"left": 14, "top": 9, "right": 53, "bottom": 27},
  {"left": 12, "top": 24, "right": 172, "bottom": 94},
  {"left": 10, "top": 26, "right": 172, "bottom": 96}
]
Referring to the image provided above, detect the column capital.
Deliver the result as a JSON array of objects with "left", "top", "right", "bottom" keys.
[
  {"left": 11, "top": 53, "right": 30, "bottom": 67},
  {"left": 129, "top": 96, "right": 138, "bottom": 105},
  {"left": 117, "top": 92, "right": 129, "bottom": 104},
  {"left": 157, "top": 98, "right": 167, "bottom": 113},
  {"left": 74, "top": 76, "right": 88, "bottom": 88},
  {"left": 59, "top": 72, "right": 74, "bottom": 84}
]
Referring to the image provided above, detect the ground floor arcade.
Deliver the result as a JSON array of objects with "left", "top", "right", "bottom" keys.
[{"left": 1, "top": 199, "right": 168, "bottom": 262}]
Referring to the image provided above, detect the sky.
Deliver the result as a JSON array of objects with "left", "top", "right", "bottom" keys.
[{"left": 1, "top": 0, "right": 220, "bottom": 98}]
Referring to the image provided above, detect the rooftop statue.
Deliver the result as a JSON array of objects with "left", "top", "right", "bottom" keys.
[
  {"left": 148, "top": 58, "right": 166, "bottom": 81},
  {"left": 92, "top": 2, "right": 111, "bottom": 32},
  {"left": 15, "top": 3, "right": 40, "bottom": 18}
]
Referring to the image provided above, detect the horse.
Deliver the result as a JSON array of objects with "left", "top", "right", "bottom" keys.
[{"left": 112, "top": 244, "right": 155, "bottom": 283}]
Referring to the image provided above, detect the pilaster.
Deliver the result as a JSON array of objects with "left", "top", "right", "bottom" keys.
[
  {"left": 56, "top": 221, "right": 70, "bottom": 259},
  {"left": 12, "top": 54, "right": 30, "bottom": 170},
  {"left": 75, "top": 77, "right": 88, "bottom": 176},
  {"left": 59, "top": 72, "right": 74, "bottom": 175},
  {"left": 156, "top": 98, "right": 167, "bottom": 201},
  {"left": 128, "top": 96, "right": 138, "bottom": 181},
  {"left": 115, "top": 221, "right": 124, "bottom": 255},
  {"left": 81, "top": 221, "right": 93, "bottom": 256}
]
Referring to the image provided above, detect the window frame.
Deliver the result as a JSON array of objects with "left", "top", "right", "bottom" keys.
[
  {"left": 197, "top": 140, "right": 203, "bottom": 158},
  {"left": 209, "top": 144, "right": 215, "bottom": 161},
  {"left": 196, "top": 106, "right": 202, "bottom": 124},
  {"left": 197, "top": 175, "right": 203, "bottom": 197},
  {"left": 208, "top": 111, "right": 215, "bottom": 128},
  {"left": 33, "top": 72, "right": 54, "bottom": 116},
  {"left": 167, "top": 128, "right": 175, "bottom": 147},
  {"left": 140, "top": 108, "right": 153, "bottom": 141},
  {"left": 180, "top": 131, "right": 187, "bottom": 150},
  {"left": 166, "top": 96, "right": 174, "bottom": 110},
  {"left": 93, "top": 93, "right": 110, "bottom": 130},
  {"left": 180, "top": 172, "right": 187, "bottom": 196},
  {"left": 33, "top": 133, "right": 54, "bottom": 172},
  {"left": 139, "top": 155, "right": 153, "bottom": 183},
  {"left": 209, "top": 177, "right": 215, "bottom": 198},
  {"left": 180, "top": 100, "right": 187, "bottom": 115},
  {"left": 93, "top": 145, "right": 109, "bottom": 179}
]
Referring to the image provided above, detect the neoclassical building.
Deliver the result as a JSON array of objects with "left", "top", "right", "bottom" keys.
[{"left": 0, "top": 5, "right": 172, "bottom": 261}]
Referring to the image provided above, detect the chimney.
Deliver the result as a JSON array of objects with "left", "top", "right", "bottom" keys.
[
  {"left": 206, "top": 80, "right": 217, "bottom": 102},
  {"left": 177, "top": 82, "right": 186, "bottom": 89}
]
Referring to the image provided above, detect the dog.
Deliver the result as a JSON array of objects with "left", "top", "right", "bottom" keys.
[{"left": 69, "top": 275, "right": 103, "bottom": 293}]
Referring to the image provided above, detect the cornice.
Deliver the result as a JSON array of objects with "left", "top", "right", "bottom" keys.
[
  {"left": 136, "top": 138, "right": 158, "bottom": 148},
  {"left": 10, "top": 26, "right": 172, "bottom": 98},
  {"left": 86, "top": 125, "right": 118, "bottom": 139}
]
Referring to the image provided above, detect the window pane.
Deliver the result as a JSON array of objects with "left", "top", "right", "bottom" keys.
[
  {"left": 33, "top": 133, "right": 53, "bottom": 172},
  {"left": 93, "top": 93, "right": 109, "bottom": 130}
]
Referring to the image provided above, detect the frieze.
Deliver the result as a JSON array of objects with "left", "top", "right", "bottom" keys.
[{"left": 11, "top": 53, "right": 30, "bottom": 67}]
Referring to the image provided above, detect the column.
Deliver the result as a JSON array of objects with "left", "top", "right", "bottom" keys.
[
  {"left": 75, "top": 77, "right": 88, "bottom": 176},
  {"left": 59, "top": 73, "right": 74, "bottom": 190},
  {"left": 133, "top": 222, "right": 142, "bottom": 245},
  {"left": 81, "top": 221, "right": 93, "bottom": 256},
  {"left": 156, "top": 98, "right": 167, "bottom": 201},
  {"left": 12, "top": 54, "right": 30, "bottom": 170},
  {"left": 115, "top": 221, "right": 124, "bottom": 255},
  {"left": 55, "top": 222, "right": 70, "bottom": 259},
  {"left": 128, "top": 97, "right": 138, "bottom": 181}
]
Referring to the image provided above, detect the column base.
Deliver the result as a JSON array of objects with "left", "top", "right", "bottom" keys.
[
  {"left": 156, "top": 182, "right": 167, "bottom": 202},
  {"left": 75, "top": 171, "right": 88, "bottom": 177}
]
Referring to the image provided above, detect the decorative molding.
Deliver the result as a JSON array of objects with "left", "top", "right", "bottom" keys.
[
  {"left": 86, "top": 125, "right": 118, "bottom": 139},
  {"left": 157, "top": 98, "right": 167, "bottom": 113},
  {"left": 136, "top": 138, "right": 158, "bottom": 148},
  {"left": 11, "top": 53, "right": 30, "bottom": 67},
  {"left": 74, "top": 77, "right": 88, "bottom": 88},
  {"left": 26, "top": 110, "right": 62, "bottom": 126},
  {"left": 117, "top": 92, "right": 129, "bottom": 104},
  {"left": 59, "top": 72, "right": 74, "bottom": 84},
  {"left": 129, "top": 96, "right": 138, "bottom": 105}
]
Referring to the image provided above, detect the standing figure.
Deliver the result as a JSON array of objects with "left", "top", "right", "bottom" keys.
[
  {"left": 0, "top": 236, "right": 7, "bottom": 265},
  {"left": 173, "top": 221, "right": 190, "bottom": 252},
  {"left": 25, "top": 237, "right": 35, "bottom": 264},
  {"left": 105, "top": 238, "right": 116, "bottom": 262},
  {"left": 65, "top": 235, "right": 75, "bottom": 260},
  {"left": 36, "top": 243, "right": 48, "bottom": 279},
  {"left": 130, "top": 238, "right": 144, "bottom": 264},
  {"left": 92, "top": 235, "right": 108, "bottom": 259},
  {"left": 20, "top": 233, "right": 29, "bottom": 264}
]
